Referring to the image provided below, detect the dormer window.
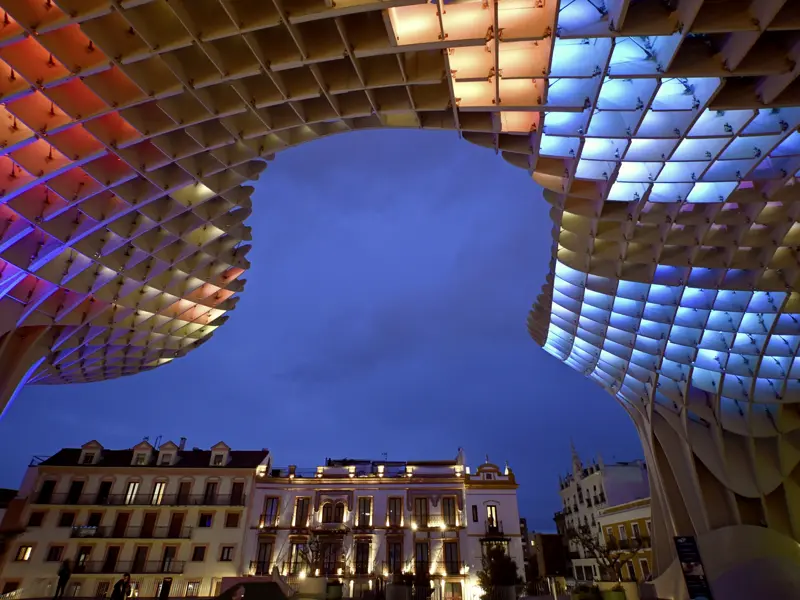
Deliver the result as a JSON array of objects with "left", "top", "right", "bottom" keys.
[
  {"left": 82, "top": 453, "right": 95, "bottom": 465},
  {"left": 212, "top": 454, "right": 224, "bottom": 466},
  {"left": 160, "top": 454, "right": 173, "bottom": 466},
  {"left": 135, "top": 453, "right": 147, "bottom": 465}
]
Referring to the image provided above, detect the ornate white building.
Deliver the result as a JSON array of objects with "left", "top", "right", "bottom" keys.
[
  {"left": 242, "top": 450, "right": 524, "bottom": 600},
  {"left": 0, "top": 440, "right": 269, "bottom": 599}
]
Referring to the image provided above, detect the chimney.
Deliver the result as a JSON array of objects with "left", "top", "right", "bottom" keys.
[{"left": 179, "top": 437, "right": 187, "bottom": 451}]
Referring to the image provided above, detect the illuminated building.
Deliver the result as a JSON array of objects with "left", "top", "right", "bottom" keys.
[
  {"left": 597, "top": 497, "right": 653, "bottom": 584},
  {"left": 0, "top": 0, "right": 798, "bottom": 596},
  {"left": 0, "top": 439, "right": 269, "bottom": 598},
  {"left": 242, "top": 452, "right": 522, "bottom": 600},
  {"left": 556, "top": 446, "right": 648, "bottom": 584}
]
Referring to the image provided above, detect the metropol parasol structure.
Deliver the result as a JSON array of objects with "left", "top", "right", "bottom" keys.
[{"left": 0, "top": 0, "right": 798, "bottom": 596}]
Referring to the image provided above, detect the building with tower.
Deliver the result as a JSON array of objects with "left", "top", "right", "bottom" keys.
[
  {"left": 243, "top": 450, "right": 523, "bottom": 600},
  {"left": 555, "top": 444, "right": 648, "bottom": 583}
]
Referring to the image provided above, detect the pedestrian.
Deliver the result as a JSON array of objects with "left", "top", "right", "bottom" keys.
[
  {"left": 109, "top": 573, "right": 131, "bottom": 600},
  {"left": 54, "top": 560, "right": 71, "bottom": 599}
]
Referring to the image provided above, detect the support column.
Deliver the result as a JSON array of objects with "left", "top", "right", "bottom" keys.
[
  {"left": 627, "top": 399, "right": 800, "bottom": 600},
  {"left": 0, "top": 326, "right": 49, "bottom": 419}
]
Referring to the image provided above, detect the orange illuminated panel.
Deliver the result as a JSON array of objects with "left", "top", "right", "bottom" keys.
[
  {"left": 498, "top": 41, "right": 550, "bottom": 79},
  {"left": 449, "top": 46, "right": 493, "bottom": 81},
  {"left": 500, "top": 111, "right": 539, "bottom": 133},
  {"left": 387, "top": 4, "right": 440, "bottom": 46}
]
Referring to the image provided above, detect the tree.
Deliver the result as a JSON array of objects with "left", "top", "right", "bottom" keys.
[
  {"left": 476, "top": 545, "right": 522, "bottom": 600},
  {"left": 567, "top": 524, "right": 642, "bottom": 582}
]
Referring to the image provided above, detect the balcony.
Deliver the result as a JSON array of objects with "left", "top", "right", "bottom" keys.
[
  {"left": 70, "top": 525, "right": 192, "bottom": 539},
  {"left": 410, "top": 514, "right": 462, "bottom": 531},
  {"left": 257, "top": 514, "right": 279, "bottom": 530},
  {"left": 250, "top": 561, "right": 274, "bottom": 576},
  {"left": 281, "top": 560, "right": 347, "bottom": 577},
  {"left": 33, "top": 493, "right": 245, "bottom": 507},
  {"left": 483, "top": 520, "right": 505, "bottom": 537},
  {"left": 607, "top": 536, "right": 651, "bottom": 551},
  {"left": 351, "top": 519, "right": 374, "bottom": 532},
  {"left": 73, "top": 560, "right": 185, "bottom": 575}
]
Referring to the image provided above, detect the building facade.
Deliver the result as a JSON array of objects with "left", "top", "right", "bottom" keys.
[
  {"left": 0, "top": 440, "right": 269, "bottom": 599},
  {"left": 597, "top": 498, "right": 652, "bottom": 584},
  {"left": 555, "top": 445, "right": 648, "bottom": 583},
  {"left": 242, "top": 451, "right": 524, "bottom": 600}
]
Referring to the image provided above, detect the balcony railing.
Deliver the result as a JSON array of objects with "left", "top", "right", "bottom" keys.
[
  {"left": 607, "top": 536, "right": 651, "bottom": 551},
  {"left": 34, "top": 493, "right": 245, "bottom": 507},
  {"left": 483, "top": 520, "right": 504, "bottom": 536},
  {"left": 258, "top": 514, "right": 279, "bottom": 529},
  {"left": 381, "top": 561, "right": 404, "bottom": 576},
  {"left": 411, "top": 514, "right": 462, "bottom": 530},
  {"left": 70, "top": 525, "right": 192, "bottom": 539},
  {"left": 250, "top": 561, "right": 274, "bottom": 576},
  {"left": 280, "top": 560, "right": 347, "bottom": 576},
  {"left": 73, "top": 560, "right": 185, "bottom": 575}
]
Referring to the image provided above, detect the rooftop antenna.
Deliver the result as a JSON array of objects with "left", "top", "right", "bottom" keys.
[
  {"left": 154, "top": 435, "right": 162, "bottom": 449},
  {"left": 381, "top": 452, "right": 388, "bottom": 461}
]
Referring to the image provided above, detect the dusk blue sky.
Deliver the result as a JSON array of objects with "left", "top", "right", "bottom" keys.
[{"left": 0, "top": 130, "right": 641, "bottom": 532}]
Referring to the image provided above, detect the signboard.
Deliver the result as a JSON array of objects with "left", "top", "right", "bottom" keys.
[{"left": 673, "top": 536, "right": 714, "bottom": 600}]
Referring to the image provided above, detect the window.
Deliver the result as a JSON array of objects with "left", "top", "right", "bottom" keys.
[
  {"left": 203, "top": 482, "right": 218, "bottom": 504},
  {"left": 69, "top": 583, "right": 82, "bottom": 597},
  {"left": 198, "top": 513, "right": 213, "bottom": 528},
  {"left": 631, "top": 522, "right": 641, "bottom": 539},
  {"left": 191, "top": 547, "right": 206, "bottom": 562},
  {"left": 212, "top": 454, "right": 224, "bottom": 466},
  {"left": 255, "top": 542, "right": 273, "bottom": 575},
  {"left": 151, "top": 482, "right": 166, "bottom": 505},
  {"left": 442, "top": 497, "right": 456, "bottom": 527},
  {"left": 27, "top": 512, "right": 44, "bottom": 527},
  {"left": 219, "top": 546, "right": 234, "bottom": 562},
  {"left": 15, "top": 546, "right": 32, "bottom": 561},
  {"left": 294, "top": 497, "right": 310, "bottom": 527},
  {"left": 289, "top": 543, "right": 305, "bottom": 574},
  {"left": 626, "top": 561, "right": 636, "bottom": 581},
  {"left": 357, "top": 497, "right": 372, "bottom": 527},
  {"left": 444, "top": 582, "right": 462, "bottom": 600},
  {"left": 471, "top": 505, "right": 478, "bottom": 523},
  {"left": 262, "top": 497, "right": 279, "bottom": 526},
  {"left": 354, "top": 541, "right": 370, "bottom": 574},
  {"left": 185, "top": 581, "right": 201, "bottom": 597},
  {"left": 125, "top": 481, "right": 140, "bottom": 505},
  {"left": 321, "top": 503, "right": 333, "bottom": 524},
  {"left": 618, "top": 525, "right": 627, "bottom": 540},
  {"left": 225, "top": 512, "right": 240, "bottom": 528},
  {"left": 387, "top": 541, "right": 402, "bottom": 574},
  {"left": 87, "top": 512, "right": 102, "bottom": 527},
  {"left": 414, "top": 542, "right": 428, "bottom": 573},
  {"left": 59, "top": 512, "right": 76, "bottom": 528},
  {"left": 387, "top": 498, "right": 402, "bottom": 527},
  {"left": 646, "top": 520, "right": 651, "bottom": 536},
  {"left": 160, "top": 454, "right": 172, "bottom": 466},
  {"left": 413, "top": 497, "right": 428, "bottom": 525},
  {"left": 66, "top": 481, "right": 85, "bottom": 504},
  {"left": 82, "top": 453, "right": 95, "bottom": 465},
  {"left": 46, "top": 546, "right": 64, "bottom": 562},
  {"left": 486, "top": 505, "right": 498, "bottom": 528},
  {"left": 95, "top": 582, "right": 110, "bottom": 598},
  {"left": 36, "top": 480, "right": 56, "bottom": 504},
  {"left": 640, "top": 558, "right": 650, "bottom": 579},
  {"left": 444, "top": 542, "right": 459, "bottom": 575},
  {"left": 333, "top": 502, "right": 345, "bottom": 523},
  {"left": 134, "top": 453, "right": 147, "bottom": 465}
]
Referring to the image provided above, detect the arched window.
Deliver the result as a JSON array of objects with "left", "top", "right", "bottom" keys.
[
  {"left": 333, "top": 502, "right": 345, "bottom": 523},
  {"left": 321, "top": 503, "right": 333, "bottom": 523}
]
